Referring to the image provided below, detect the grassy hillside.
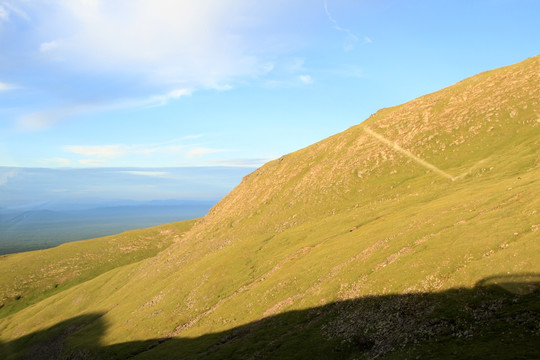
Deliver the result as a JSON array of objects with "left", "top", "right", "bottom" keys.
[
  {"left": 0, "top": 55, "right": 539, "bottom": 359},
  {"left": 0, "top": 219, "right": 196, "bottom": 318}
]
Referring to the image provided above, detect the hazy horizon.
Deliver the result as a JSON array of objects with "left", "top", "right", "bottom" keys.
[
  {"left": 0, "top": 165, "right": 253, "bottom": 253},
  {"left": 0, "top": 166, "right": 254, "bottom": 209}
]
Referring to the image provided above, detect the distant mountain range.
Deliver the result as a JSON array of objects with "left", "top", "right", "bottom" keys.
[{"left": 1, "top": 56, "right": 539, "bottom": 359}]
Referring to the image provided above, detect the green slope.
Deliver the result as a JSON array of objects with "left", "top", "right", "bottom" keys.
[
  {"left": 0, "top": 55, "right": 539, "bottom": 359},
  {"left": 0, "top": 219, "right": 196, "bottom": 318}
]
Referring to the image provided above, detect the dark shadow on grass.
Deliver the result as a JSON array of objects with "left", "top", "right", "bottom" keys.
[
  {"left": 1, "top": 274, "right": 539, "bottom": 360},
  {"left": 0, "top": 313, "right": 106, "bottom": 360}
]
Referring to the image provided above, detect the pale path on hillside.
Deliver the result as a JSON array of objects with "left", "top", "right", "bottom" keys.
[{"left": 364, "top": 127, "right": 456, "bottom": 181}]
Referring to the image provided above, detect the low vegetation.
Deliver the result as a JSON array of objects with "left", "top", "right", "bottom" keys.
[{"left": 0, "top": 220, "right": 196, "bottom": 318}]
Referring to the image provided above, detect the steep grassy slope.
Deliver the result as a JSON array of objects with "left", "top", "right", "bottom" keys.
[
  {"left": 0, "top": 220, "right": 196, "bottom": 319},
  {"left": 0, "top": 56, "right": 539, "bottom": 359}
]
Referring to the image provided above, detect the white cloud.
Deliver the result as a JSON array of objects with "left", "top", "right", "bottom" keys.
[
  {"left": 40, "top": 40, "right": 60, "bottom": 53},
  {"left": 7, "top": 1, "right": 313, "bottom": 133},
  {"left": 61, "top": 138, "right": 238, "bottom": 167},
  {"left": 17, "top": 88, "right": 191, "bottom": 131},
  {"left": 1, "top": 2, "right": 29, "bottom": 21},
  {"left": 187, "top": 147, "right": 230, "bottom": 158},
  {"left": 63, "top": 145, "right": 128, "bottom": 158},
  {"left": 286, "top": 58, "right": 306, "bottom": 72},
  {"left": 17, "top": 107, "right": 78, "bottom": 131},
  {"left": 144, "top": 89, "right": 192, "bottom": 108},
  {"left": 0, "top": 82, "right": 16, "bottom": 91},
  {"left": 260, "top": 63, "right": 275, "bottom": 74},
  {"left": 343, "top": 42, "right": 354, "bottom": 52},
  {"left": 62, "top": 137, "right": 202, "bottom": 160},
  {"left": 298, "top": 75, "right": 313, "bottom": 84},
  {"left": 324, "top": 0, "right": 360, "bottom": 51},
  {"left": 0, "top": 5, "right": 9, "bottom": 22},
  {"left": 32, "top": 0, "right": 291, "bottom": 89}
]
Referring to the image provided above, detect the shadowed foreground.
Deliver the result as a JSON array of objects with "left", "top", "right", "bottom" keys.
[{"left": 1, "top": 274, "right": 538, "bottom": 360}]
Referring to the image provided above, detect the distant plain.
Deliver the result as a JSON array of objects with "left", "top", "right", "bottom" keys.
[{"left": 0, "top": 166, "right": 253, "bottom": 254}]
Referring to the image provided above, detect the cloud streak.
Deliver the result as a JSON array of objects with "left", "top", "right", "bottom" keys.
[
  {"left": 0, "top": 2, "right": 29, "bottom": 22},
  {"left": 60, "top": 138, "right": 241, "bottom": 167},
  {"left": 0, "top": 82, "right": 16, "bottom": 91},
  {"left": 17, "top": 88, "right": 191, "bottom": 131},
  {"left": 62, "top": 136, "right": 207, "bottom": 160},
  {"left": 298, "top": 75, "right": 314, "bottom": 84},
  {"left": 0, "top": 5, "right": 8, "bottom": 22},
  {"left": 63, "top": 145, "right": 129, "bottom": 158},
  {"left": 324, "top": 0, "right": 364, "bottom": 51}
]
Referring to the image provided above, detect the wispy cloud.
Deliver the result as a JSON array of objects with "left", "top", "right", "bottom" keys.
[
  {"left": 0, "top": 82, "right": 17, "bottom": 91},
  {"left": 63, "top": 145, "right": 128, "bottom": 158},
  {"left": 17, "top": 107, "right": 80, "bottom": 131},
  {"left": 324, "top": 0, "right": 363, "bottom": 51},
  {"left": 143, "top": 89, "right": 192, "bottom": 108},
  {"left": 259, "top": 58, "right": 317, "bottom": 88},
  {"left": 0, "top": 5, "right": 8, "bottom": 22},
  {"left": 26, "top": 0, "right": 286, "bottom": 89},
  {"left": 64, "top": 143, "right": 177, "bottom": 158},
  {"left": 61, "top": 140, "right": 243, "bottom": 167},
  {"left": 62, "top": 136, "right": 205, "bottom": 162},
  {"left": 298, "top": 75, "right": 314, "bottom": 84},
  {"left": 0, "top": 2, "right": 29, "bottom": 22},
  {"left": 285, "top": 58, "right": 306, "bottom": 72},
  {"left": 187, "top": 147, "right": 230, "bottom": 158},
  {"left": 5, "top": 1, "right": 311, "bottom": 135},
  {"left": 39, "top": 40, "right": 60, "bottom": 53},
  {"left": 17, "top": 88, "right": 192, "bottom": 131}
]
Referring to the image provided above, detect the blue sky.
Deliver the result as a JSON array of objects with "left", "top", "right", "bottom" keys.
[{"left": 1, "top": 0, "right": 539, "bottom": 169}]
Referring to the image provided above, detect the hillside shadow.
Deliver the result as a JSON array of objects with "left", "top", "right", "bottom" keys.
[{"left": 1, "top": 274, "right": 539, "bottom": 360}]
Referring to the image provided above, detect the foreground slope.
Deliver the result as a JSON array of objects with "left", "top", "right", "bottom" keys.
[
  {"left": 0, "top": 220, "right": 196, "bottom": 318},
  {"left": 1, "top": 56, "right": 539, "bottom": 359}
]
